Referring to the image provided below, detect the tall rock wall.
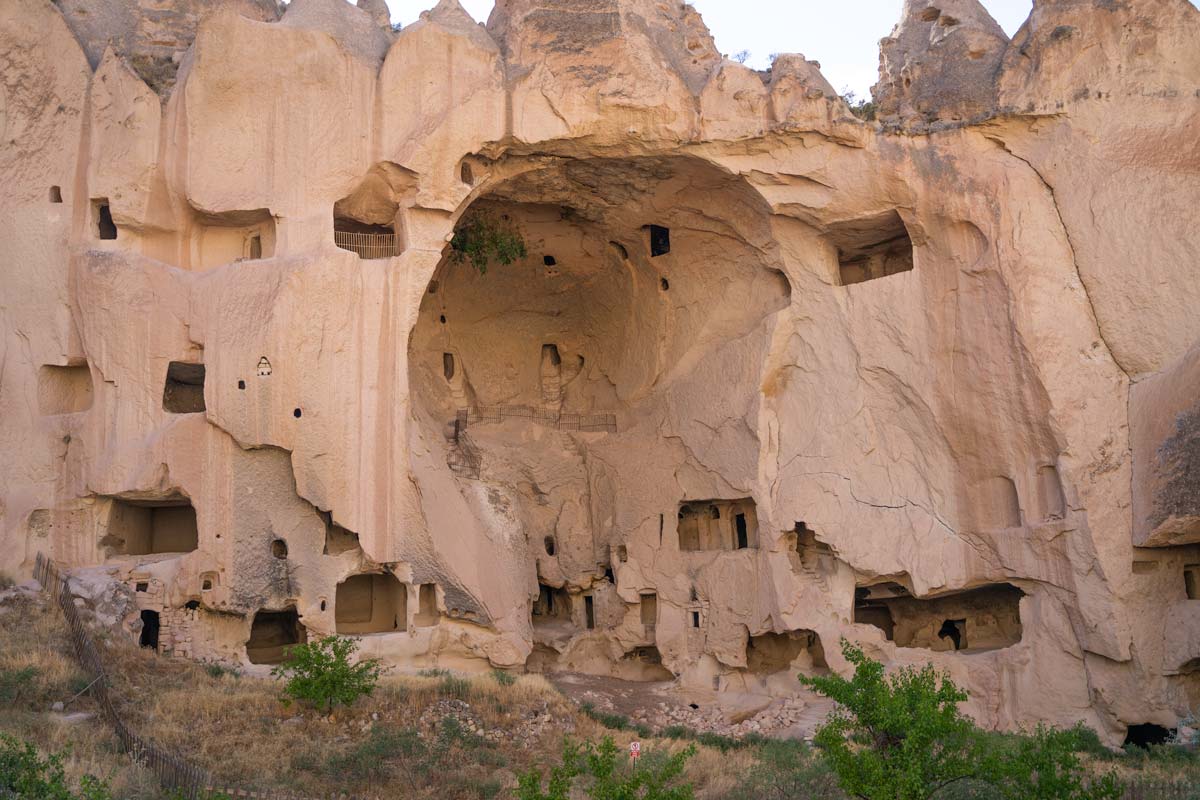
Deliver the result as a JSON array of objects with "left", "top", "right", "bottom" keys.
[{"left": 1, "top": 0, "right": 1198, "bottom": 743}]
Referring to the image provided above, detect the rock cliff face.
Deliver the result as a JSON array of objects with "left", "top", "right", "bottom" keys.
[{"left": 1, "top": 0, "right": 1198, "bottom": 743}]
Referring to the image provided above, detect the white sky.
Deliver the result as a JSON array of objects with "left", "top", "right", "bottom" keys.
[{"left": 382, "top": 0, "right": 1039, "bottom": 98}]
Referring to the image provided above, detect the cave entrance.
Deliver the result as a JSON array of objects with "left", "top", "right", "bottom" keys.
[
  {"left": 408, "top": 156, "right": 790, "bottom": 481},
  {"left": 678, "top": 499, "right": 758, "bottom": 551},
  {"left": 827, "top": 209, "right": 913, "bottom": 286},
  {"left": 246, "top": 607, "right": 305, "bottom": 664},
  {"left": 335, "top": 573, "right": 408, "bottom": 634},
  {"left": 101, "top": 497, "right": 198, "bottom": 556},
  {"left": 415, "top": 583, "right": 438, "bottom": 627},
  {"left": 855, "top": 582, "right": 1024, "bottom": 652},
  {"left": 746, "top": 630, "right": 826, "bottom": 674},
  {"left": 139, "top": 610, "right": 160, "bottom": 650},
  {"left": 162, "top": 362, "right": 205, "bottom": 414},
  {"left": 1123, "top": 724, "right": 1172, "bottom": 749}
]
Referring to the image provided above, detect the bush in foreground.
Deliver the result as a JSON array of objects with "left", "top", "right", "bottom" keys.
[
  {"left": 0, "top": 733, "right": 113, "bottom": 800},
  {"left": 800, "top": 640, "right": 1123, "bottom": 800},
  {"left": 517, "top": 736, "right": 696, "bottom": 800},
  {"left": 270, "top": 635, "right": 383, "bottom": 712}
]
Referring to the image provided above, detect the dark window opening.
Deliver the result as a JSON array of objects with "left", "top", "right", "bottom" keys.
[
  {"left": 201, "top": 578, "right": 213, "bottom": 591},
  {"left": 649, "top": 225, "right": 670, "bottom": 257},
  {"left": 439, "top": 315, "right": 447, "bottom": 325},
  {"left": 828, "top": 210, "right": 913, "bottom": 286},
  {"left": 335, "top": 573, "right": 408, "bottom": 634},
  {"left": 293, "top": 408, "right": 302, "bottom": 418},
  {"left": 49, "top": 186, "right": 62, "bottom": 203},
  {"left": 135, "top": 582, "right": 149, "bottom": 593},
  {"left": 710, "top": 506, "right": 720, "bottom": 519},
  {"left": 320, "top": 599, "right": 327, "bottom": 611},
  {"left": 617, "top": 546, "right": 628, "bottom": 562},
  {"left": 246, "top": 607, "right": 306, "bottom": 664},
  {"left": 544, "top": 536, "right": 556, "bottom": 556},
  {"left": 184, "top": 599, "right": 200, "bottom": 610},
  {"left": 248, "top": 234, "right": 263, "bottom": 260},
  {"left": 333, "top": 217, "right": 398, "bottom": 259},
  {"left": 660, "top": 277, "right": 669, "bottom": 291},
  {"left": 735, "top": 513, "right": 748, "bottom": 549},
  {"left": 443, "top": 353, "right": 455, "bottom": 381},
  {"left": 162, "top": 362, "right": 205, "bottom": 414},
  {"left": 584, "top": 595, "right": 595, "bottom": 629},
  {"left": 460, "top": 161, "right": 474, "bottom": 185},
  {"left": 542, "top": 344, "right": 561, "bottom": 367},
  {"left": 1124, "top": 724, "right": 1173, "bottom": 749},
  {"left": 691, "top": 611, "right": 700, "bottom": 628},
  {"left": 603, "top": 567, "right": 614, "bottom": 583},
  {"left": 95, "top": 201, "right": 117, "bottom": 240},
  {"left": 271, "top": 539, "right": 288, "bottom": 559},
  {"left": 1184, "top": 565, "right": 1199, "bottom": 600},
  {"left": 139, "top": 610, "right": 160, "bottom": 650},
  {"left": 938, "top": 618, "right": 966, "bottom": 651},
  {"left": 543, "top": 255, "right": 556, "bottom": 266},
  {"left": 237, "top": 379, "right": 246, "bottom": 390}
]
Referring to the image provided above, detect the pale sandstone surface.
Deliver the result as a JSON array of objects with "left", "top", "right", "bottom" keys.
[{"left": 0, "top": 0, "right": 1198, "bottom": 745}]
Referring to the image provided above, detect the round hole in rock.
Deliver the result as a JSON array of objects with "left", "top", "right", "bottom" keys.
[
  {"left": 202, "top": 579, "right": 213, "bottom": 591},
  {"left": 293, "top": 408, "right": 302, "bottom": 418},
  {"left": 543, "top": 255, "right": 556, "bottom": 266},
  {"left": 439, "top": 315, "right": 446, "bottom": 324},
  {"left": 271, "top": 539, "right": 288, "bottom": 558},
  {"left": 544, "top": 536, "right": 556, "bottom": 556},
  {"left": 460, "top": 161, "right": 474, "bottom": 185},
  {"left": 660, "top": 277, "right": 669, "bottom": 291},
  {"left": 237, "top": 379, "right": 246, "bottom": 390},
  {"left": 185, "top": 599, "right": 200, "bottom": 610},
  {"left": 320, "top": 599, "right": 327, "bottom": 611},
  {"left": 689, "top": 703, "right": 699, "bottom": 710}
]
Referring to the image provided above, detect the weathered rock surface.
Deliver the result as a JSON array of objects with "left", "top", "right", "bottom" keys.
[{"left": 1, "top": 0, "right": 1198, "bottom": 746}]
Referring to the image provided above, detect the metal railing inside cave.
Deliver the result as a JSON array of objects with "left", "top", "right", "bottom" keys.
[
  {"left": 458, "top": 405, "right": 617, "bottom": 434},
  {"left": 31, "top": 552, "right": 371, "bottom": 800},
  {"left": 333, "top": 230, "right": 399, "bottom": 259}
]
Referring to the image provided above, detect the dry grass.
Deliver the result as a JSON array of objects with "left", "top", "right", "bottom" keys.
[{"left": 5, "top": 593, "right": 1199, "bottom": 800}]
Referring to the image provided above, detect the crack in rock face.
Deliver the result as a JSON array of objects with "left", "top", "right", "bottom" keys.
[{"left": 2, "top": 0, "right": 1199, "bottom": 747}]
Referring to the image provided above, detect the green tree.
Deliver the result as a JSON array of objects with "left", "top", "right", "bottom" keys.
[
  {"left": 518, "top": 736, "right": 696, "bottom": 800},
  {"left": 449, "top": 213, "right": 527, "bottom": 274},
  {"left": 270, "top": 635, "right": 383, "bottom": 712},
  {"left": 800, "top": 639, "right": 982, "bottom": 799},
  {"left": 801, "top": 640, "right": 1123, "bottom": 800}
]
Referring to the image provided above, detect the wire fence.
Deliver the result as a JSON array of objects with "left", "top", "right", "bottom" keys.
[
  {"left": 32, "top": 553, "right": 368, "bottom": 800},
  {"left": 333, "top": 230, "right": 398, "bottom": 260}
]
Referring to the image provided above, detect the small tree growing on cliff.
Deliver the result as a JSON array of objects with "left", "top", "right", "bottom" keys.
[
  {"left": 271, "top": 635, "right": 383, "bottom": 713},
  {"left": 449, "top": 212, "right": 527, "bottom": 275}
]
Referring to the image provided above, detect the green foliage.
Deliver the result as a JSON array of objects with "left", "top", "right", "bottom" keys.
[
  {"left": 0, "top": 571, "right": 14, "bottom": 590},
  {"left": 0, "top": 734, "right": 113, "bottom": 800},
  {"left": 205, "top": 662, "right": 238, "bottom": 680},
  {"left": 517, "top": 736, "right": 696, "bottom": 800},
  {"left": 270, "top": 635, "right": 383, "bottom": 712},
  {"left": 579, "top": 703, "right": 654, "bottom": 738},
  {"left": 449, "top": 213, "right": 527, "bottom": 275},
  {"left": 800, "top": 639, "right": 981, "bottom": 799},
  {"left": 418, "top": 667, "right": 450, "bottom": 678},
  {"left": 438, "top": 673, "right": 471, "bottom": 699},
  {"left": 0, "top": 665, "right": 38, "bottom": 704},
  {"left": 490, "top": 667, "right": 517, "bottom": 687},
  {"left": 735, "top": 739, "right": 842, "bottom": 800},
  {"left": 839, "top": 89, "right": 878, "bottom": 121},
  {"left": 801, "top": 640, "right": 1125, "bottom": 800}
]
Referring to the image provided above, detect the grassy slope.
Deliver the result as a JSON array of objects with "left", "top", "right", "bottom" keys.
[{"left": 2, "top": 591, "right": 1197, "bottom": 799}]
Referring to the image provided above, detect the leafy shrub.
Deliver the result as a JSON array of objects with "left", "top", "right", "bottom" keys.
[
  {"left": 800, "top": 639, "right": 1123, "bottom": 800},
  {"left": 0, "top": 733, "right": 113, "bottom": 800},
  {"left": 517, "top": 736, "right": 696, "bottom": 800},
  {"left": 491, "top": 668, "right": 517, "bottom": 687},
  {"left": 449, "top": 213, "right": 527, "bottom": 274},
  {"left": 839, "top": 89, "right": 877, "bottom": 121},
  {"left": 438, "top": 673, "right": 471, "bottom": 699},
  {"left": 270, "top": 635, "right": 383, "bottom": 712},
  {"left": 0, "top": 665, "right": 38, "bottom": 704}
]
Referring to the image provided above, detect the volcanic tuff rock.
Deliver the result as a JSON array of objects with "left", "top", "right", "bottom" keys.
[{"left": 1, "top": 0, "right": 1198, "bottom": 746}]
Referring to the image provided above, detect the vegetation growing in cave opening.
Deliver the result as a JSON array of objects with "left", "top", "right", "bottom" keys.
[{"left": 449, "top": 212, "right": 527, "bottom": 275}]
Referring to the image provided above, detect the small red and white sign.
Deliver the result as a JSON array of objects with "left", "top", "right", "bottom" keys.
[{"left": 630, "top": 741, "right": 641, "bottom": 760}]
